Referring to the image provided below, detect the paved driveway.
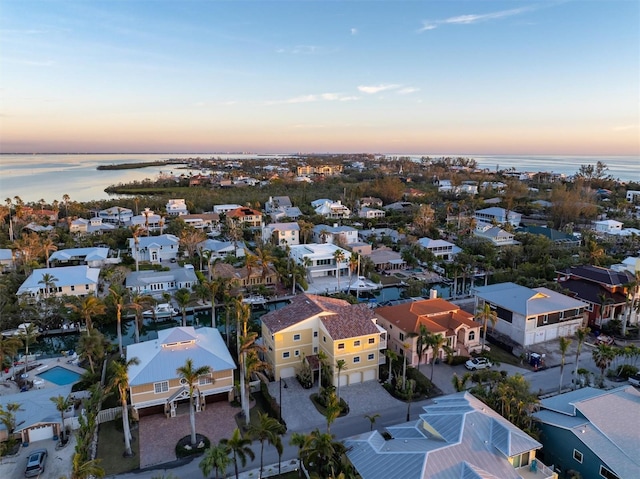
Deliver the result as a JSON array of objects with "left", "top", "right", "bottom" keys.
[
  {"left": 0, "top": 435, "right": 76, "bottom": 479},
  {"left": 138, "top": 401, "right": 238, "bottom": 468}
]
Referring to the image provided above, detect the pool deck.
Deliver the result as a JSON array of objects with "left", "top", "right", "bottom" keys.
[{"left": 0, "top": 357, "right": 86, "bottom": 396}]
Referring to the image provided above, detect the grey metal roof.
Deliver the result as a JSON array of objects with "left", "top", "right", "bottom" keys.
[
  {"left": 50, "top": 247, "right": 110, "bottom": 262},
  {"left": 125, "top": 267, "right": 197, "bottom": 288},
  {"left": 0, "top": 384, "right": 72, "bottom": 431},
  {"left": 126, "top": 327, "right": 236, "bottom": 386},
  {"left": 539, "top": 386, "right": 609, "bottom": 415},
  {"left": 345, "top": 392, "right": 541, "bottom": 479}
]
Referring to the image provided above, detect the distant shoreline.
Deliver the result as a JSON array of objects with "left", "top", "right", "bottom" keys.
[{"left": 96, "top": 161, "right": 168, "bottom": 170}]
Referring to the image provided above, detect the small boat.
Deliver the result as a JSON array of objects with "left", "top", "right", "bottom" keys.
[
  {"left": 143, "top": 303, "right": 179, "bottom": 318},
  {"left": 242, "top": 295, "right": 267, "bottom": 306},
  {"left": 349, "top": 276, "right": 382, "bottom": 292}
]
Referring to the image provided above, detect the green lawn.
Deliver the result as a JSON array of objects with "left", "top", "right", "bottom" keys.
[
  {"left": 96, "top": 421, "right": 139, "bottom": 475},
  {"left": 483, "top": 343, "right": 526, "bottom": 368}
]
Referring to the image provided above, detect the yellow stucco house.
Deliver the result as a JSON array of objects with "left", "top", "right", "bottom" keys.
[
  {"left": 261, "top": 294, "right": 387, "bottom": 386},
  {"left": 126, "top": 327, "right": 236, "bottom": 418}
]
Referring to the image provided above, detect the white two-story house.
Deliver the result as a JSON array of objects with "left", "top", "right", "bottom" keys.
[{"left": 129, "top": 234, "right": 180, "bottom": 264}]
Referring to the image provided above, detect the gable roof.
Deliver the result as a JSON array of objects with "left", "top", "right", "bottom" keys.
[
  {"left": 345, "top": 392, "right": 540, "bottom": 479},
  {"left": 0, "top": 384, "right": 73, "bottom": 432},
  {"left": 559, "top": 279, "right": 627, "bottom": 306},
  {"left": 127, "top": 327, "right": 236, "bottom": 386},
  {"left": 18, "top": 265, "right": 100, "bottom": 294},
  {"left": 50, "top": 247, "right": 110, "bottom": 262},
  {"left": 375, "top": 298, "right": 477, "bottom": 335},
  {"left": 557, "top": 265, "right": 632, "bottom": 287},
  {"left": 227, "top": 207, "right": 262, "bottom": 218}
]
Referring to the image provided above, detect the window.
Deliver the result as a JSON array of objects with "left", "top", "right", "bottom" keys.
[
  {"left": 199, "top": 375, "right": 212, "bottom": 386},
  {"left": 338, "top": 343, "right": 345, "bottom": 350},
  {"left": 293, "top": 333, "right": 301, "bottom": 341},
  {"left": 599, "top": 466, "right": 620, "bottom": 479},
  {"left": 313, "top": 347, "right": 318, "bottom": 353},
  {"left": 368, "top": 353, "right": 375, "bottom": 361},
  {"left": 314, "top": 331, "right": 318, "bottom": 337},
  {"left": 368, "top": 337, "right": 375, "bottom": 344},
  {"left": 354, "top": 340, "right": 361, "bottom": 347},
  {"left": 154, "top": 381, "right": 169, "bottom": 394},
  {"left": 469, "top": 331, "right": 475, "bottom": 340},
  {"left": 283, "top": 352, "right": 290, "bottom": 359},
  {"left": 323, "top": 336, "right": 326, "bottom": 343},
  {"left": 399, "top": 333, "right": 405, "bottom": 341},
  {"left": 573, "top": 450, "right": 583, "bottom": 463},
  {"left": 70, "top": 285, "right": 75, "bottom": 291},
  {"left": 294, "top": 350, "right": 300, "bottom": 357},
  {"left": 353, "top": 356, "right": 360, "bottom": 363}
]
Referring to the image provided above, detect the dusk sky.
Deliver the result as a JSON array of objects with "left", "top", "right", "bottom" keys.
[{"left": 1, "top": 0, "right": 638, "bottom": 155}]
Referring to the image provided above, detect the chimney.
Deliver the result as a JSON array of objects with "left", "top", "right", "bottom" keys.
[{"left": 429, "top": 289, "right": 438, "bottom": 299}]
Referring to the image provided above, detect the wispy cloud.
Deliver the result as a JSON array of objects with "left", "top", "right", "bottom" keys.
[
  {"left": 277, "top": 45, "right": 323, "bottom": 55},
  {"left": 4, "top": 57, "right": 55, "bottom": 67},
  {"left": 358, "top": 84, "right": 401, "bottom": 94},
  {"left": 419, "top": 6, "right": 534, "bottom": 32},
  {"left": 351, "top": 28, "right": 358, "bottom": 35},
  {"left": 266, "top": 92, "right": 359, "bottom": 105},
  {"left": 611, "top": 124, "right": 638, "bottom": 131},
  {"left": 398, "top": 87, "right": 420, "bottom": 95}
]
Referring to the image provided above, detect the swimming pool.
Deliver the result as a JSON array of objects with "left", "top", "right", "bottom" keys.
[{"left": 37, "top": 366, "right": 82, "bottom": 385}]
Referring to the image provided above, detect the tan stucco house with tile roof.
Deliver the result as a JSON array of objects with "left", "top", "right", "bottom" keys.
[
  {"left": 261, "top": 294, "right": 387, "bottom": 385},
  {"left": 374, "top": 298, "right": 482, "bottom": 366}
]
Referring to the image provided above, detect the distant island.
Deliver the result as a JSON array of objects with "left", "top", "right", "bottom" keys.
[{"left": 96, "top": 161, "right": 169, "bottom": 170}]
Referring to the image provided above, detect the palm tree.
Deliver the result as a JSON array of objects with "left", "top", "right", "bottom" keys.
[
  {"left": 108, "top": 285, "right": 127, "bottom": 356},
  {"left": 247, "top": 412, "right": 286, "bottom": 476},
  {"left": 592, "top": 344, "right": 616, "bottom": 384},
  {"left": 244, "top": 252, "right": 259, "bottom": 278},
  {"left": 38, "top": 272, "right": 58, "bottom": 299},
  {"left": 66, "top": 296, "right": 106, "bottom": 334},
  {"left": 573, "top": 327, "right": 591, "bottom": 388},
  {"left": 127, "top": 292, "right": 153, "bottom": 343},
  {"left": 451, "top": 372, "right": 472, "bottom": 392},
  {"left": 476, "top": 303, "right": 498, "bottom": 352},
  {"left": 220, "top": 428, "right": 255, "bottom": 479},
  {"left": 0, "top": 335, "right": 22, "bottom": 374},
  {"left": 201, "top": 278, "right": 220, "bottom": 327},
  {"left": 129, "top": 224, "right": 146, "bottom": 272},
  {"left": 49, "top": 394, "right": 70, "bottom": 441},
  {"left": 416, "top": 324, "right": 432, "bottom": 365},
  {"left": 335, "top": 359, "right": 347, "bottom": 403},
  {"left": 317, "top": 350, "right": 328, "bottom": 395},
  {"left": 40, "top": 235, "right": 58, "bottom": 269},
  {"left": 199, "top": 443, "right": 231, "bottom": 479},
  {"left": 289, "top": 432, "right": 307, "bottom": 478},
  {"left": 176, "top": 358, "right": 212, "bottom": 446},
  {"left": 332, "top": 249, "right": 345, "bottom": 291},
  {"left": 324, "top": 389, "right": 342, "bottom": 433},
  {"left": 175, "top": 288, "right": 192, "bottom": 327},
  {"left": 428, "top": 334, "right": 447, "bottom": 381},
  {"left": 255, "top": 247, "right": 275, "bottom": 282},
  {"left": 558, "top": 336, "right": 572, "bottom": 394},
  {"left": 70, "top": 454, "right": 105, "bottom": 479},
  {"left": 301, "top": 428, "right": 344, "bottom": 477},
  {"left": 110, "top": 357, "right": 140, "bottom": 457},
  {"left": 77, "top": 328, "right": 105, "bottom": 374},
  {"left": 17, "top": 323, "right": 40, "bottom": 375},
  {"left": 385, "top": 349, "right": 398, "bottom": 385},
  {"left": 239, "top": 332, "right": 269, "bottom": 420},
  {"left": 364, "top": 413, "right": 380, "bottom": 431}
]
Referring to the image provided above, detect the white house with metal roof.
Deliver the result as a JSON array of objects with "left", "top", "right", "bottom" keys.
[
  {"left": 474, "top": 221, "right": 518, "bottom": 246},
  {"left": 417, "top": 237, "right": 462, "bottom": 261},
  {"left": 128, "top": 234, "right": 179, "bottom": 264},
  {"left": 346, "top": 392, "right": 556, "bottom": 479},
  {"left": 126, "top": 327, "right": 236, "bottom": 416},
  {"left": 533, "top": 386, "right": 639, "bottom": 479},
  {"left": 17, "top": 265, "right": 100, "bottom": 299},
  {"left": 98, "top": 206, "right": 133, "bottom": 224},
  {"left": 311, "top": 224, "right": 359, "bottom": 245},
  {"left": 49, "top": 247, "right": 112, "bottom": 267},
  {"left": 262, "top": 222, "right": 300, "bottom": 246},
  {"left": 474, "top": 207, "right": 522, "bottom": 227},
  {"left": 125, "top": 264, "right": 198, "bottom": 297},
  {"left": 473, "top": 282, "right": 588, "bottom": 347}
]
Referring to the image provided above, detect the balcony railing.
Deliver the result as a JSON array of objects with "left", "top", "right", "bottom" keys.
[{"left": 516, "top": 461, "right": 557, "bottom": 479}]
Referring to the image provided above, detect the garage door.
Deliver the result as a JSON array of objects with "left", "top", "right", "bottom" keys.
[
  {"left": 349, "top": 372, "right": 361, "bottom": 384},
  {"left": 338, "top": 374, "right": 348, "bottom": 387},
  {"left": 363, "top": 370, "right": 376, "bottom": 382},
  {"left": 279, "top": 367, "right": 295, "bottom": 379},
  {"left": 28, "top": 425, "right": 54, "bottom": 442}
]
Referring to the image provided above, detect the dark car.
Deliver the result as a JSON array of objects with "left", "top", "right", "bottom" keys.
[{"left": 25, "top": 448, "right": 47, "bottom": 477}]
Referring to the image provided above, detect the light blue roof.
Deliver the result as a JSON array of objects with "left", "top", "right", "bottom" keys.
[
  {"left": 18, "top": 265, "right": 100, "bottom": 294},
  {"left": 50, "top": 247, "right": 109, "bottom": 262},
  {"left": 127, "top": 327, "right": 236, "bottom": 386}
]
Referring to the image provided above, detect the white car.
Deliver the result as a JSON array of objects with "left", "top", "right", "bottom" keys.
[
  {"left": 465, "top": 357, "right": 493, "bottom": 371},
  {"left": 628, "top": 373, "right": 640, "bottom": 387}
]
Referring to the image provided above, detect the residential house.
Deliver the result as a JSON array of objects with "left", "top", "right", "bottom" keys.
[
  {"left": 213, "top": 204, "right": 242, "bottom": 215},
  {"left": 358, "top": 227, "right": 405, "bottom": 244},
  {"left": 49, "top": 247, "right": 112, "bottom": 268},
  {"left": 227, "top": 206, "right": 264, "bottom": 229},
  {"left": 348, "top": 242, "right": 372, "bottom": 256},
  {"left": 375, "top": 298, "right": 481, "bottom": 365},
  {"left": 210, "top": 261, "right": 278, "bottom": 292},
  {"left": 0, "top": 249, "right": 15, "bottom": 272},
  {"left": 346, "top": 392, "right": 556, "bottom": 479},
  {"left": 416, "top": 237, "right": 461, "bottom": 261},
  {"left": 262, "top": 222, "right": 300, "bottom": 246},
  {"left": 312, "top": 224, "right": 359, "bottom": 245},
  {"left": 312, "top": 199, "right": 351, "bottom": 219},
  {"left": 129, "top": 234, "right": 180, "bottom": 264},
  {"left": 127, "top": 327, "right": 236, "bottom": 417},
  {"left": 359, "top": 197, "right": 383, "bottom": 208},
  {"left": 98, "top": 206, "right": 133, "bottom": 224},
  {"left": 593, "top": 219, "right": 623, "bottom": 235},
  {"left": 365, "top": 247, "right": 407, "bottom": 272},
  {"left": 475, "top": 207, "right": 522, "bottom": 227},
  {"left": 518, "top": 226, "right": 581, "bottom": 248},
  {"left": 181, "top": 213, "right": 220, "bottom": 234},
  {"left": 24, "top": 222, "right": 55, "bottom": 233},
  {"left": 556, "top": 265, "right": 633, "bottom": 327},
  {"left": 474, "top": 221, "right": 518, "bottom": 246},
  {"left": 383, "top": 201, "right": 414, "bottom": 213},
  {"left": 18, "top": 265, "right": 100, "bottom": 299},
  {"left": 261, "top": 293, "right": 387, "bottom": 383},
  {"left": 289, "top": 243, "right": 352, "bottom": 283},
  {"left": 198, "top": 239, "right": 246, "bottom": 260},
  {"left": 125, "top": 264, "right": 198, "bottom": 296},
  {"left": 69, "top": 217, "right": 115, "bottom": 235},
  {"left": 358, "top": 207, "right": 385, "bottom": 219},
  {"left": 165, "top": 199, "right": 189, "bottom": 216},
  {"left": 129, "top": 208, "right": 163, "bottom": 232},
  {"left": 437, "top": 179, "right": 479, "bottom": 196},
  {"left": 472, "top": 282, "right": 588, "bottom": 347},
  {"left": 533, "top": 386, "right": 639, "bottom": 479},
  {"left": 625, "top": 190, "right": 640, "bottom": 203},
  {"left": 264, "top": 196, "right": 303, "bottom": 221},
  {"left": 0, "top": 384, "right": 74, "bottom": 444},
  {"left": 296, "top": 164, "right": 343, "bottom": 176}
]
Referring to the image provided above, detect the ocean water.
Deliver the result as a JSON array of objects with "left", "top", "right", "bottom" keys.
[{"left": 0, "top": 153, "right": 637, "bottom": 204}]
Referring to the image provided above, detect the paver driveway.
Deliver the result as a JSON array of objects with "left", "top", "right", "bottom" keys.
[{"left": 138, "top": 401, "right": 238, "bottom": 468}]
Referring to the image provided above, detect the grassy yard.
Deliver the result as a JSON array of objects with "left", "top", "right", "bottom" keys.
[
  {"left": 96, "top": 421, "right": 139, "bottom": 475},
  {"left": 484, "top": 343, "right": 527, "bottom": 368}
]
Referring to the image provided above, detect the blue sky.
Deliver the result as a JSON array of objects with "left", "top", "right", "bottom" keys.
[{"left": 1, "top": 0, "right": 638, "bottom": 155}]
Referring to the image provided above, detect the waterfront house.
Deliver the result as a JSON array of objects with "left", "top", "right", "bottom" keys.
[
  {"left": 129, "top": 208, "right": 163, "bottom": 232},
  {"left": 210, "top": 261, "right": 278, "bottom": 292},
  {"left": 312, "top": 224, "right": 359, "bottom": 245},
  {"left": 346, "top": 392, "right": 556, "bottom": 479},
  {"left": 197, "top": 239, "right": 246, "bottom": 260},
  {"left": 365, "top": 246, "right": 407, "bottom": 271},
  {"left": 18, "top": 265, "right": 100, "bottom": 299},
  {"left": 374, "top": 298, "right": 481, "bottom": 366},
  {"left": 358, "top": 207, "right": 385, "bottom": 219},
  {"left": 165, "top": 199, "right": 189, "bottom": 216},
  {"left": 261, "top": 293, "right": 386, "bottom": 383},
  {"left": 69, "top": 217, "right": 115, "bottom": 235},
  {"left": 472, "top": 282, "right": 588, "bottom": 347},
  {"left": 0, "top": 249, "right": 15, "bottom": 272},
  {"left": 128, "top": 234, "right": 179, "bottom": 264},
  {"left": 312, "top": 199, "right": 351, "bottom": 219},
  {"left": 289, "top": 243, "right": 352, "bottom": 286},
  {"left": 416, "top": 237, "right": 461, "bottom": 261},
  {"left": 126, "top": 327, "right": 236, "bottom": 417},
  {"left": 49, "top": 247, "right": 112, "bottom": 268},
  {"left": 212, "top": 204, "right": 242, "bottom": 214},
  {"left": 517, "top": 226, "right": 581, "bottom": 248},
  {"left": 98, "top": 206, "right": 133, "bottom": 224},
  {"left": 474, "top": 221, "right": 518, "bottom": 246},
  {"left": 262, "top": 222, "right": 300, "bottom": 246},
  {"left": 474, "top": 206, "right": 522, "bottom": 227},
  {"left": 533, "top": 386, "right": 639, "bottom": 479},
  {"left": 593, "top": 219, "right": 623, "bottom": 235},
  {"left": 125, "top": 264, "right": 198, "bottom": 296},
  {"left": 181, "top": 213, "right": 220, "bottom": 234}
]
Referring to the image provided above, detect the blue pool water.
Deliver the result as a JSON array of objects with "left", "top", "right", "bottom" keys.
[{"left": 37, "top": 366, "right": 82, "bottom": 385}]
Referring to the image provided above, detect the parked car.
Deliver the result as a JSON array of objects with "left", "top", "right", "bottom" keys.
[
  {"left": 465, "top": 357, "right": 493, "bottom": 371},
  {"left": 25, "top": 448, "right": 47, "bottom": 477},
  {"left": 628, "top": 373, "right": 640, "bottom": 387}
]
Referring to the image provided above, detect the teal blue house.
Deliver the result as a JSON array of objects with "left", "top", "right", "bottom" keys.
[{"left": 533, "top": 386, "right": 640, "bottom": 479}]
